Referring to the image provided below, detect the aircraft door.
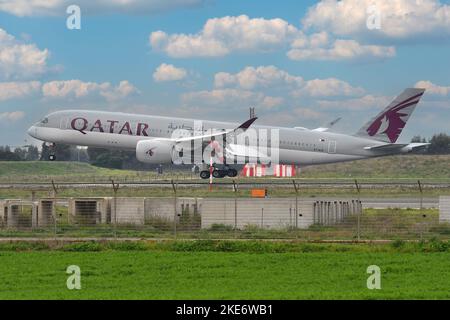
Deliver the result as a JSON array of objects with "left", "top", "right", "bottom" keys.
[
  {"left": 328, "top": 141, "right": 336, "bottom": 154},
  {"left": 59, "top": 117, "right": 68, "bottom": 129}
]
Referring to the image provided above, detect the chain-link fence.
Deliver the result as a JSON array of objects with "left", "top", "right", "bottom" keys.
[{"left": 0, "top": 179, "right": 448, "bottom": 241}]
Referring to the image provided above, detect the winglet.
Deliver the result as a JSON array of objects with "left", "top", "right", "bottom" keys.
[{"left": 237, "top": 117, "right": 258, "bottom": 131}]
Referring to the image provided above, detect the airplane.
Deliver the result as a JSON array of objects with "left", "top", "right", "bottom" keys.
[{"left": 28, "top": 88, "right": 429, "bottom": 179}]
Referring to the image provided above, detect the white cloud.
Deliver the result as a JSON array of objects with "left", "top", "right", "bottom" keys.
[
  {"left": 42, "top": 80, "right": 139, "bottom": 101},
  {"left": 288, "top": 39, "right": 396, "bottom": 61},
  {"left": 214, "top": 66, "right": 303, "bottom": 90},
  {"left": 315, "top": 95, "right": 390, "bottom": 111},
  {"left": 0, "top": 111, "right": 25, "bottom": 122},
  {"left": 302, "top": 0, "right": 450, "bottom": 41},
  {"left": 100, "top": 80, "right": 140, "bottom": 101},
  {"left": 0, "top": 0, "right": 206, "bottom": 16},
  {"left": 150, "top": 15, "right": 301, "bottom": 58},
  {"left": 153, "top": 63, "right": 187, "bottom": 82},
  {"left": 213, "top": 66, "right": 363, "bottom": 98},
  {"left": 0, "top": 28, "right": 51, "bottom": 80},
  {"left": 293, "top": 108, "right": 323, "bottom": 120},
  {"left": 182, "top": 88, "right": 283, "bottom": 110},
  {"left": 0, "top": 81, "right": 41, "bottom": 101},
  {"left": 262, "top": 96, "right": 284, "bottom": 109},
  {"left": 150, "top": 15, "right": 396, "bottom": 61},
  {"left": 182, "top": 66, "right": 365, "bottom": 114},
  {"left": 294, "top": 78, "right": 365, "bottom": 97},
  {"left": 415, "top": 81, "right": 450, "bottom": 96},
  {"left": 258, "top": 108, "right": 324, "bottom": 127}
]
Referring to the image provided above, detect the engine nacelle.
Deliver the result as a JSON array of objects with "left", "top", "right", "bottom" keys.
[{"left": 136, "top": 140, "right": 174, "bottom": 164}]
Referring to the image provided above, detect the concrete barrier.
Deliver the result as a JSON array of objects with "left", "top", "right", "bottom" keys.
[
  {"left": 202, "top": 198, "right": 361, "bottom": 230},
  {"left": 0, "top": 196, "right": 362, "bottom": 230},
  {"left": 0, "top": 200, "right": 38, "bottom": 229},
  {"left": 38, "top": 199, "right": 55, "bottom": 227},
  {"left": 439, "top": 196, "right": 450, "bottom": 223},
  {"left": 68, "top": 198, "right": 110, "bottom": 225},
  {"left": 111, "top": 198, "right": 145, "bottom": 225}
]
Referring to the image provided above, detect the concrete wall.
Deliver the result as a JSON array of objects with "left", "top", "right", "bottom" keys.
[
  {"left": 313, "top": 200, "right": 362, "bottom": 226},
  {"left": 0, "top": 200, "right": 5, "bottom": 226},
  {"left": 111, "top": 198, "right": 145, "bottom": 225},
  {"left": 68, "top": 198, "right": 109, "bottom": 225},
  {"left": 0, "top": 197, "right": 361, "bottom": 230},
  {"left": 144, "top": 198, "right": 174, "bottom": 222},
  {"left": 439, "top": 196, "right": 450, "bottom": 223},
  {"left": 201, "top": 198, "right": 361, "bottom": 230},
  {"left": 38, "top": 199, "right": 54, "bottom": 227},
  {"left": 201, "top": 198, "right": 313, "bottom": 229},
  {"left": 1, "top": 200, "right": 38, "bottom": 229}
]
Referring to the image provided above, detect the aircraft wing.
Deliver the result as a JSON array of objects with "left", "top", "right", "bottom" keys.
[
  {"left": 364, "top": 143, "right": 430, "bottom": 152},
  {"left": 158, "top": 117, "right": 258, "bottom": 143},
  {"left": 225, "top": 143, "right": 271, "bottom": 163}
]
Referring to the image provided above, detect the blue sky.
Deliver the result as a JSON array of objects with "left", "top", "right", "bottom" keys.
[{"left": 0, "top": 0, "right": 449, "bottom": 147}]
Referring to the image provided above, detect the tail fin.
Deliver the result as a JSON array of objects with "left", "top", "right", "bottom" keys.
[{"left": 356, "top": 88, "right": 425, "bottom": 143}]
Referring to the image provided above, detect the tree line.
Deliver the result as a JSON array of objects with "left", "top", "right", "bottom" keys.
[
  {"left": 0, "top": 143, "right": 156, "bottom": 170},
  {"left": 410, "top": 133, "right": 450, "bottom": 154},
  {"left": 0, "top": 133, "right": 449, "bottom": 169}
]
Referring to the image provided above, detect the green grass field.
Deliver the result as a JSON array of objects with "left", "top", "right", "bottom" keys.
[
  {"left": 1, "top": 240, "right": 450, "bottom": 299},
  {"left": 1, "top": 154, "right": 450, "bottom": 182}
]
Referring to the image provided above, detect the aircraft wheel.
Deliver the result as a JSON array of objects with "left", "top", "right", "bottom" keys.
[
  {"left": 227, "top": 169, "right": 238, "bottom": 177},
  {"left": 200, "top": 170, "right": 210, "bottom": 179},
  {"left": 212, "top": 170, "right": 223, "bottom": 178}
]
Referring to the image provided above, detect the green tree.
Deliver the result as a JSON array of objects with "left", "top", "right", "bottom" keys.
[
  {"left": 25, "top": 145, "right": 40, "bottom": 161},
  {"left": 427, "top": 133, "right": 450, "bottom": 154},
  {"left": 0, "top": 147, "right": 21, "bottom": 161},
  {"left": 13, "top": 147, "right": 26, "bottom": 160},
  {"left": 39, "top": 143, "right": 74, "bottom": 161}
]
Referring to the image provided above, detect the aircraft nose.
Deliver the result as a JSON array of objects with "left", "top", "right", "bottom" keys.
[{"left": 27, "top": 126, "right": 37, "bottom": 138}]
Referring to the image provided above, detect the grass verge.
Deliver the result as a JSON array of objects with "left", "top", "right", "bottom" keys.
[{"left": 1, "top": 239, "right": 450, "bottom": 299}]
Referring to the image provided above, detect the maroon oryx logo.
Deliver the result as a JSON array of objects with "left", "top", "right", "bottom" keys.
[
  {"left": 146, "top": 147, "right": 156, "bottom": 157},
  {"left": 367, "top": 92, "right": 423, "bottom": 143}
]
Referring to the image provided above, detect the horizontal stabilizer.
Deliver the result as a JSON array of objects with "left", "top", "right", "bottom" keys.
[{"left": 364, "top": 143, "right": 430, "bottom": 152}]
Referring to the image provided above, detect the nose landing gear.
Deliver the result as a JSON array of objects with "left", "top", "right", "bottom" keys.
[{"left": 47, "top": 143, "right": 56, "bottom": 161}]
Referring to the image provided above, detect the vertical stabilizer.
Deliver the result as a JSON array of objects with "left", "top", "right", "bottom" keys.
[{"left": 356, "top": 88, "right": 425, "bottom": 143}]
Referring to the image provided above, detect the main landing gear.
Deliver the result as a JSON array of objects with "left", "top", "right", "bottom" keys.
[{"left": 199, "top": 167, "right": 238, "bottom": 179}]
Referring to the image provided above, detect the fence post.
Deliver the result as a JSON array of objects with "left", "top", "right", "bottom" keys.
[
  {"left": 261, "top": 208, "right": 264, "bottom": 229},
  {"left": 418, "top": 180, "right": 424, "bottom": 240},
  {"left": 354, "top": 179, "right": 361, "bottom": 241},
  {"left": 292, "top": 180, "right": 299, "bottom": 230},
  {"left": 51, "top": 180, "right": 58, "bottom": 239},
  {"left": 233, "top": 180, "right": 238, "bottom": 238},
  {"left": 111, "top": 179, "right": 120, "bottom": 239},
  {"left": 171, "top": 180, "right": 178, "bottom": 239}
]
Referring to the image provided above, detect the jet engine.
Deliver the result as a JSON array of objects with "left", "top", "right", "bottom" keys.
[{"left": 136, "top": 140, "right": 174, "bottom": 164}]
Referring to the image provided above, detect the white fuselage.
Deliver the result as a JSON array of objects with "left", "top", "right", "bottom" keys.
[{"left": 28, "top": 110, "right": 405, "bottom": 166}]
